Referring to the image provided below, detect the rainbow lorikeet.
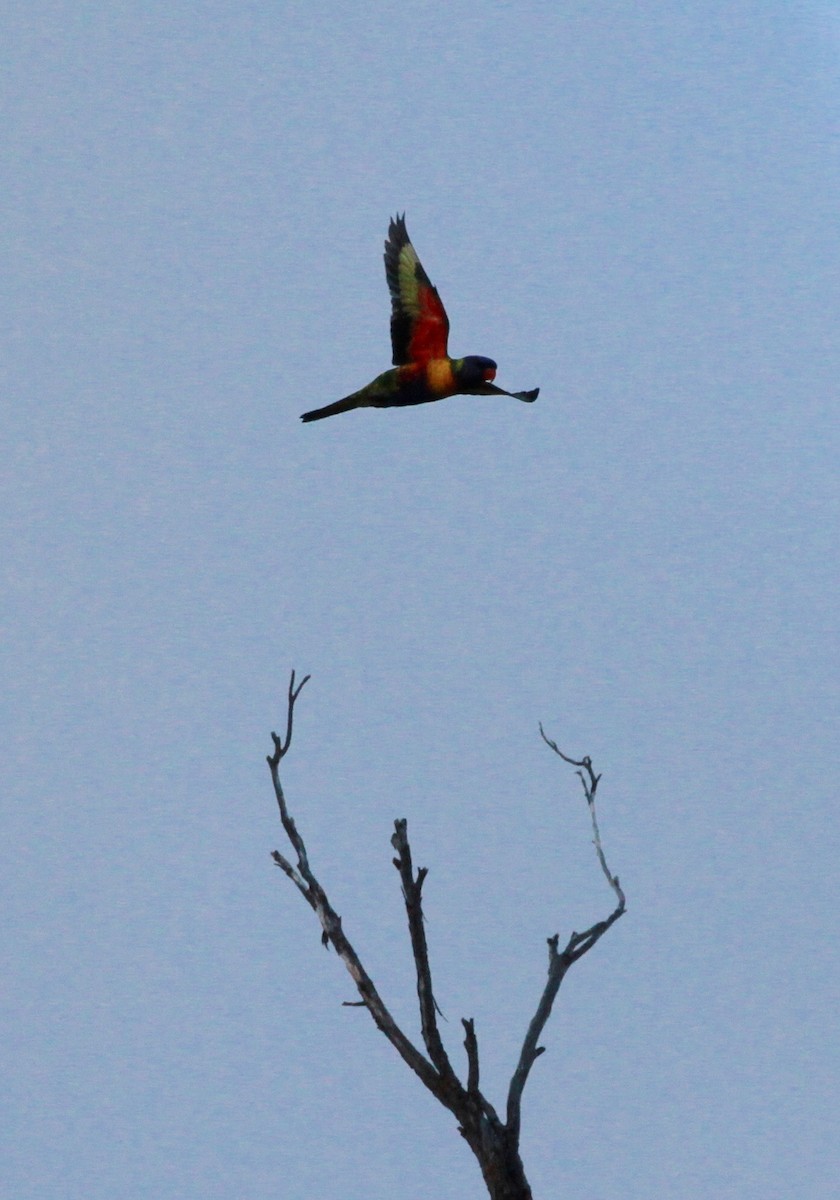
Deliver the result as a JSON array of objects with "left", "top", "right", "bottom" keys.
[{"left": 300, "top": 215, "right": 539, "bottom": 423}]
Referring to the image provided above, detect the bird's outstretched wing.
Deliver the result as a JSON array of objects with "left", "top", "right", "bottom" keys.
[
  {"left": 384, "top": 215, "right": 450, "bottom": 366},
  {"left": 479, "top": 383, "right": 540, "bottom": 403}
]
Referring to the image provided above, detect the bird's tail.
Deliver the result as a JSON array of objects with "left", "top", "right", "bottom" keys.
[{"left": 300, "top": 393, "right": 365, "bottom": 423}]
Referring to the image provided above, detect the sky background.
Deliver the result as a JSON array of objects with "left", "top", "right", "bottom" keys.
[{"left": 3, "top": 4, "right": 839, "bottom": 1198}]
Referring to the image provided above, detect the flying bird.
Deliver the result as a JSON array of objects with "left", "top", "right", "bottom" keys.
[{"left": 300, "top": 215, "right": 539, "bottom": 423}]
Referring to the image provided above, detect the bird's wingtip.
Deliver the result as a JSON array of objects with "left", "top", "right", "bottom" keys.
[{"left": 386, "top": 212, "right": 409, "bottom": 246}]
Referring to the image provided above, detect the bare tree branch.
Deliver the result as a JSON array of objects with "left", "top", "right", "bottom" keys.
[
  {"left": 391, "top": 819, "right": 459, "bottom": 1084},
  {"left": 268, "top": 673, "right": 442, "bottom": 1097},
  {"left": 506, "top": 729, "right": 627, "bottom": 1138}
]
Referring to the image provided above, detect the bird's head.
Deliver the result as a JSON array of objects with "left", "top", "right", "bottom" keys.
[{"left": 456, "top": 356, "right": 498, "bottom": 387}]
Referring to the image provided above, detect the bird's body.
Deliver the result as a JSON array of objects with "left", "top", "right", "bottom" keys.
[{"left": 300, "top": 216, "right": 539, "bottom": 423}]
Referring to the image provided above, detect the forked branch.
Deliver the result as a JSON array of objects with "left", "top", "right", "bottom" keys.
[{"left": 506, "top": 727, "right": 627, "bottom": 1137}]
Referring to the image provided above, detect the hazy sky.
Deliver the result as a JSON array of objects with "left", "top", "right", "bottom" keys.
[{"left": 4, "top": 5, "right": 838, "bottom": 1198}]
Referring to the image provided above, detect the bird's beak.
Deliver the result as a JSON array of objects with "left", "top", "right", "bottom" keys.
[{"left": 482, "top": 366, "right": 497, "bottom": 382}]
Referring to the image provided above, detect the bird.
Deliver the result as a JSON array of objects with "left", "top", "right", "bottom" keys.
[{"left": 300, "top": 215, "right": 539, "bottom": 423}]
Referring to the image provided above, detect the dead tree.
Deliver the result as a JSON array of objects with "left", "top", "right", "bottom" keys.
[{"left": 268, "top": 672, "right": 626, "bottom": 1200}]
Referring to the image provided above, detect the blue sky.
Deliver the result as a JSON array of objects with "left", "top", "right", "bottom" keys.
[{"left": 3, "top": 4, "right": 838, "bottom": 1198}]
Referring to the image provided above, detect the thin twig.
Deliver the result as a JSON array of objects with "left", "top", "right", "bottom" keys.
[
  {"left": 539, "top": 723, "right": 625, "bottom": 908},
  {"left": 270, "top": 671, "right": 311, "bottom": 763}
]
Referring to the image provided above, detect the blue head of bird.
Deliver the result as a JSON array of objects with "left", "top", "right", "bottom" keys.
[{"left": 457, "top": 356, "right": 498, "bottom": 386}]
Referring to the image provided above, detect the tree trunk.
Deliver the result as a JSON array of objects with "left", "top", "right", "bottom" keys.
[{"left": 460, "top": 1110, "right": 533, "bottom": 1200}]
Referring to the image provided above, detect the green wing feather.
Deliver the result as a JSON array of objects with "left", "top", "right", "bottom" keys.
[{"left": 384, "top": 215, "right": 450, "bottom": 365}]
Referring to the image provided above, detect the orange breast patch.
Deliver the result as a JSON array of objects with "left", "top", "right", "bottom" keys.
[{"left": 426, "top": 359, "right": 456, "bottom": 396}]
